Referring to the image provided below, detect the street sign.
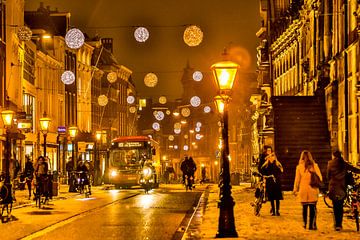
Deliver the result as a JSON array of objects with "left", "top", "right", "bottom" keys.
[{"left": 58, "top": 126, "right": 66, "bottom": 134}]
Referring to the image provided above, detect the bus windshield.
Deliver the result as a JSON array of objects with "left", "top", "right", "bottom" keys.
[{"left": 109, "top": 148, "right": 149, "bottom": 168}]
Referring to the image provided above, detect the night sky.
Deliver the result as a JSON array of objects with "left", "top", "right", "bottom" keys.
[{"left": 25, "top": 1, "right": 260, "bottom": 100}]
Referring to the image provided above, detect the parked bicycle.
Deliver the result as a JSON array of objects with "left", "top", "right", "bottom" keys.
[
  {"left": 251, "top": 171, "right": 275, "bottom": 216},
  {"left": 0, "top": 172, "right": 13, "bottom": 223}
]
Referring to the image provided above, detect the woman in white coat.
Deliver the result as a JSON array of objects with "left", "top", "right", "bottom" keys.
[{"left": 293, "top": 150, "right": 323, "bottom": 230}]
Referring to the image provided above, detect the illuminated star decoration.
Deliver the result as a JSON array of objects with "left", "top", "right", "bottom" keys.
[
  {"left": 127, "top": 95, "right": 135, "bottom": 104},
  {"left": 144, "top": 73, "right": 158, "bottom": 87},
  {"left": 155, "top": 111, "right": 165, "bottom": 121},
  {"left": 183, "top": 25, "right": 203, "bottom": 47},
  {"left": 192, "top": 71, "right": 203, "bottom": 82},
  {"left": 98, "top": 95, "right": 109, "bottom": 106},
  {"left": 61, "top": 71, "right": 76, "bottom": 85},
  {"left": 17, "top": 26, "right": 32, "bottom": 41},
  {"left": 204, "top": 106, "right": 211, "bottom": 113},
  {"left": 181, "top": 107, "right": 191, "bottom": 117},
  {"left": 65, "top": 28, "right": 85, "bottom": 49},
  {"left": 107, "top": 72, "right": 118, "bottom": 83},
  {"left": 134, "top": 27, "right": 150, "bottom": 42},
  {"left": 190, "top": 96, "right": 201, "bottom": 107}
]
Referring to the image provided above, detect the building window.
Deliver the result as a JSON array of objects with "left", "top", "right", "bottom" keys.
[
  {"left": 23, "top": 44, "right": 35, "bottom": 84},
  {"left": 23, "top": 93, "right": 35, "bottom": 131}
]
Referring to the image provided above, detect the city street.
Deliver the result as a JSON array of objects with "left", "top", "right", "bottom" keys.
[{"left": 0, "top": 185, "right": 203, "bottom": 240}]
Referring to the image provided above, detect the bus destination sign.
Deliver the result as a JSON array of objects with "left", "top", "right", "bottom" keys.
[{"left": 118, "top": 142, "right": 144, "bottom": 148}]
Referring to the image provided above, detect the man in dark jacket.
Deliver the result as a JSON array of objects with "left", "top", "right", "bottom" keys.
[
  {"left": 180, "top": 156, "right": 197, "bottom": 184},
  {"left": 327, "top": 150, "right": 360, "bottom": 231},
  {"left": 24, "top": 156, "right": 34, "bottom": 199}
]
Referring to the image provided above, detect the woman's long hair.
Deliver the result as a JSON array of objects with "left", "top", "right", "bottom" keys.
[{"left": 299, "top": 150, "right": 315, "bottom": 172}]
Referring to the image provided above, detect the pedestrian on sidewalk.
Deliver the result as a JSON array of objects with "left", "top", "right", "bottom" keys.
[
  {"left": 66, "top": 157, "right": 74, "bottom": 185},
  {"left": 24, "top": 155, "right": 34, "bottom": 199},
  {"left": 293, "top": 150, "right": 322, "bottom": 230},
  {"left": 327, "top": 150, "right": 360, "bottom": 231},
  {"left": 260, "top": 152, "right": 283, "bottom": 216}
]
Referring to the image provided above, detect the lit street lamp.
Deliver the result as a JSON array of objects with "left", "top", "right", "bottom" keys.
[
  {"left": 39, "top": 112, "right": 51, "bottom": 157},
  {"left": 68, "top": 126, "right": 78, "bottom": 167},
  {"left": 211, "top": 58, "right": 239, "bottom": 238},
  {"left": 1, "top": 109, "right": 14, "bottom": 184},
  {"left": 95, "top": 130, "right": 102, "bottom": 185}
]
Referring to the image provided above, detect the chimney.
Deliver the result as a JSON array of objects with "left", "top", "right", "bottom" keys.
[{"left": 101, "top": 38, "right": 113, "bottom": 53}]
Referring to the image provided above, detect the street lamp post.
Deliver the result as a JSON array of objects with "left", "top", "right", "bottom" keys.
[
  {"left": 1, "top": 110, "right": 14, "bottom": 184},
  {"left": 39, "top": 113, "right": 51, "bottom": 157},
  {"left": 95, "top": 130, "right": 102, "bottom": 186},
  {"left": 211, "top": 59, "right": 239, "bottom": 238},
  {"left": 68, "top": 126, "right": 78, "bottom": 167}
]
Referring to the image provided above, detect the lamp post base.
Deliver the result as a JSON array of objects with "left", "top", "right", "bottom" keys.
[{"left": 216, "top": 194, "right": 238, "bottom": 238}]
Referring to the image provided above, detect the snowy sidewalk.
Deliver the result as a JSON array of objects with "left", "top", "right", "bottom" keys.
[{"left": 184, "top": 184, "right": 359, "bottom": 240}]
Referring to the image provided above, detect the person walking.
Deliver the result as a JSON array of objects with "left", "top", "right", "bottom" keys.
[
  {"left": 327, "top": 150, "right": 360, "bottom": 231},
  {"left": 180, "top": 155, "right": 197, "bottom": 185},
  {"left": 24, "top": 155, "right": 34, "bottom": 199},
  {"left": 260, "top": 152, "right": 283, "bottom": 216},
  {"left": 293, "top": 150, "right": 322, "bottom": 230},
  {"left": 66, "top": 157, "right": 74, "bottom": 185}
]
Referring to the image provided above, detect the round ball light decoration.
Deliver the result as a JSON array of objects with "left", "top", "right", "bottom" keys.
[
  {"left": 183, "top": 145, "right": 189, "bottom": 151},
  {"left": 195, "top": 127, "right": 201, "bottom": 132},
  {"left": 168, "top": 135, "right": 174, "bottom": 141},
  {"left": 196, "top": 121, "right": 202, "bottom": 128},
  {"left": 65, "top": 28, "right": 85, "bottom": 49},
  {"left": 134, "top": 27, "right": 150, "bottom": 43},
  {"left": 204, "top": 106, "right": 211, "bottom": 113},
  {"left": 174, "top": 128, "right": 181, "bottom": 134},
  {"left": 152, "top": 122, "right": 160, "bottom": 131},
  {"left": 98, "top": 95, "right": 109, "bottom": 106},
  {"left": 184, "top": 134, "right": 189, "bottom": 139},
  {"left": 159, "top": 96, "right": 167, "bottom": 104},
  {"left": 174, "top": 122, "right": 182, "bottom": 130},
  {"left": 190, "top": 96, "right": 201, "bottom": 107},
  {"left": 192, "top": 71, "right": 203, "bottom": 82},
  {"left": 183, "top": 25, "right": 203, "bottom": 47},
  {"left": 144, "top": 73, "right": 158, "bottom": 87},
  {"left": 129, "top": 106, "right": 137, "bottom": 113},
  {"left": 107, "top": 72, "right": 118, "bottom": 83},
  {"left": 17, "top": 26, "right": 32, "bottom": 41},
  {"left": 127, "top": 95, "right": 135, "bottom": 104},
  {"left": 155, "top": 111, "right": 165, "bottom": 121},
  {"left": 166, "top": 110, "right": 171, "bottom": 115},
  {"left": 181, "top": 107, "right": 191, "bottom": 117},
  {"left": 195, "top": 133, "right": 202, "bottom": 140},
  {"left": 61, "top": 71, "right": 75, "bottom": 85},
  {"left": 174, "top": 145, "right": 179, "bottom": 150}
]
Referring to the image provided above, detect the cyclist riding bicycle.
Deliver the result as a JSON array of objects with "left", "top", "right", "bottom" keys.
[
  {"left": 76, "top": 160, "right": 91, "bottom": 194},
  {"left": 180, "top": 156, "right": 197, "bottom": 186}
]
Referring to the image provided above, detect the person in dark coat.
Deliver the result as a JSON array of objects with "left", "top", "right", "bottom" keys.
[
  {"left": 327, "top": 150, "right": 360, "bottom": 231},
  {"left": 24, "top": 155, "right": 34, "bottom": 199},
  {"left": 261, "top": 152, "right": 283, "bottom": 216},
  {"left": 258, "top": 145, "right": 273, "bottom": 174}
]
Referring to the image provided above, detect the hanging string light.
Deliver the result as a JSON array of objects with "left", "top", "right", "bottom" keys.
[
  {"left": 98, "top": 95, "right": 109, "bottom": 106},
  {"left": 61, "top": 71, "right": 76, "bottom": 85},
  {"left": 183, "top": 25, "right": 203, "bottom": 47},
  {"left": 152, "top": 122, "right": 160, "bottom": 131},
  {"left": 192, "top": 71, "right": 203, "bottom": 82},
  {"left": 65, "top": 28, "right": 85, "bottom": 49},
  {"left": 134, "top": 27, "right": 150, "bottom": 42},
  {"left": 127, "top": 95, "right": 135, "bottom": 104},
  {"left": 159, "top": 96, "right": 167, "bottom": 104},
  {"left": 190, "top": 96, "right": 201, "bottom": 107},
  {"left": 181, "top": 107, "right": 191, "bottom": 117},
  {"left": 204, "top": 106, "right": 211, "bottom": 113},
  {"left": 107, "top": 72, "right": 118, "bottom": 83},
  {"left": 144, "top": 73, "right": 158, "bottom": 87},
  {"left": 17, "top": 26, "right": 32, "bottom": 41}
]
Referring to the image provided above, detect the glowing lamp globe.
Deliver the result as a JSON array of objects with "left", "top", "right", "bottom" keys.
[
  {"left": 196, "top": 122, "right": 202, "bottom": 128},
  {"left": 211, "top": 60, "right": 239, "bottom": 93},
  {"left": 214, "top": 96, "right": 225, "bottom": 114},
  {"left": 183, "top": 25, "right": 203, "bottom": 47},
  {"left": 152, "top": 122, "right": 160, "bottom": 131},
  {"left": 155, "top": 111, "right": 165, "bottom": 121},
  {"left": 195, "top": 127, "right": 201, "bottom": 132},
  {"left": 61, "top": 71, "right": 75, "bottom": 85},
  {"left": 159, "top": 96, "right": 167, "bottom": 104},
  {"left": 183, "top": 145, "right": 189, "bottom": 151},
  {"left": 129, "top": 106, "right": 137, "bottom": 113},
  {"left": 107, "top": 72, "right": 118, "bottom": 83},
  {"left": 65, "top": 28, "right": 85, "bottom": 49},
  {"left": 184, "top": 134, "right": 188, "bottom": 139},
  {"left": 168, "top": 135, "right": 174, "bottom": 141},
  {"left": 181, "top": 107, "right": 191, "bottom": 117},
  {"left": 174, "top": 145, "right": 178, "bottom": 150},
  {"left": 204, "top": 106, "right": 211, "bottom": 113},
  {"left": 17, "top": 26, "right": 32, "bottom": 41},
  {"left": 193, "top": 71, "right": 203, "bottom": 82},
  {"left": 1, "top": 110, "right": 14, "bottom": 127},
  {"left": 190, "top": 96, "right": 201, "bottom": 107},
  {"left": 174, "top": 128, "right": 181, "bottom": 134},
  {"left": 98, "top": 95, "right": 109, "bottom": 106},
  {"left": 144, "top": 73, "right": 158, "bottom": 87},
  {"left": 127, "top": 95, "right": 135, "bottom": 104},
  {"left": 134, "top": 27, "right": 149, "bottom": 42}
]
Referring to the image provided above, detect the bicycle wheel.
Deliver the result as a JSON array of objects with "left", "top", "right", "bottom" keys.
[
  {"left": 323, "top": 192, "right": 333, "bottom": 208},
  {"left": 254, "top": 199, "right": 262, "bottom": 216}
]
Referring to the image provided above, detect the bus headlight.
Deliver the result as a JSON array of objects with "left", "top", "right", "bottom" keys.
[
  {"left": 143, "top": 167, "right": 152, "bottom": 178},
  {"left": 111, "top": 170, "right": 118, "bottom": 177}
]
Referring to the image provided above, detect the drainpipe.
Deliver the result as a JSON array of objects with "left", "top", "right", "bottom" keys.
[{"left": 344, "top": 0, "right": 349, "bottom": 159}]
